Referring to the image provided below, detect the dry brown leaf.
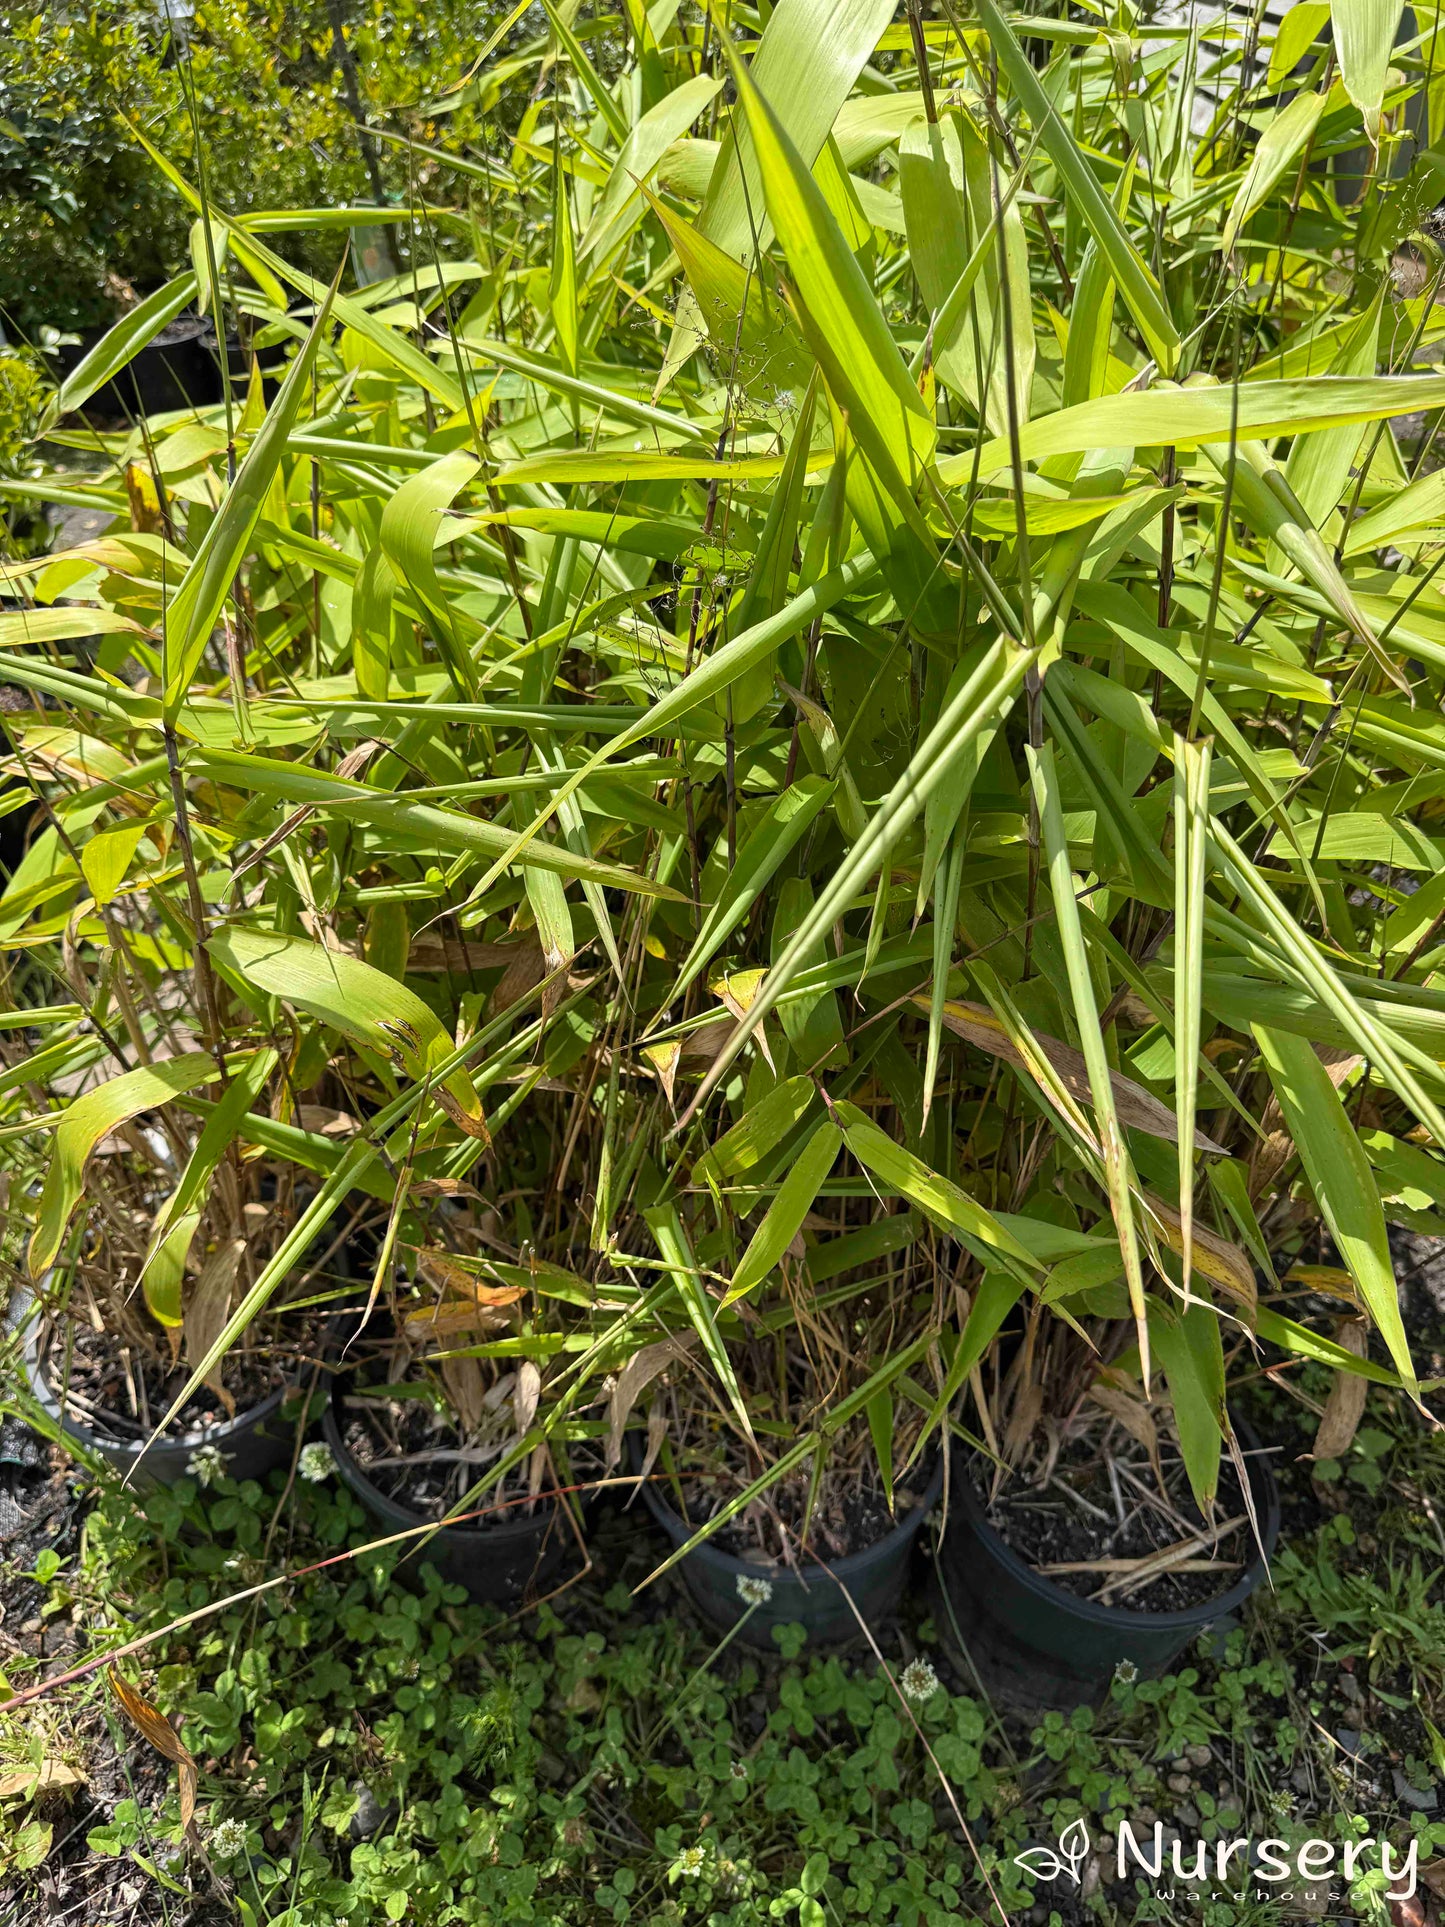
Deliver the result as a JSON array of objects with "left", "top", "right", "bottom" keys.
[
  {"left": 710, "top": 970, "right": 775, "bottom": 1071},
  {"left": 0, "top": 1759, "right": 84, "bottom": 1798},
  {"left": 439, "top": 1353, "right": 486, "bottom": 1433},
  {"left": 1003, "top": 1373, "right": 1044, "bottom": 1468},
  {"left": 513, "top": 1359, "right": 541, "bottom": 1437},
  {"left": 407, "top": 937, "right": 529, "bottom": 974},
  {"left": 409, "top": 1177, "right": 483, "bottom": 1201},
  {"left": 434, "top": 1085, "right": 493, "bottom": 1144},
  {"left": 604, "top": 1334, "right": 698, "bottom": 1470},
  {"left": 185, "top": 1237, "right": 246, "bottom": 1412},
  {"left": 404, "top": 1294, "right": 522, "bottom": 1338},
  {"left": 492, "top": 940, "right": 547, "bottom": 1016},
  {"left": 1312, "top": 1318, "right": 1371, "bottom": 1460},
  {"left": 404, "top": 1252, "right": 525, "bottom": 1338},
  {"left": 296, "top": 1106, "right": 359, "bottom": 1138},
  {"left": 1087, "top": 1379, "right": 1162, "bottom": 1480},
  {"left": 642, "top": 1021, "right": 733, "bottom": 1106},
  {"left": 109, "top": 1669, "right": 197, "bottom": 1834},
  {"left": 919, "top": 998, "right": 1228, "bottom": 1153}
]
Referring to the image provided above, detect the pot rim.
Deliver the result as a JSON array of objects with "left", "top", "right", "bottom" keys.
[
  {"left": 25, "top": 1312, "right": 290, "bottom": 1456},
  {"left": 321, "top": 1371, "right": 564, "bottom": 1544},
  {"left": 628, "top": 1432, "right": 945, "bottom": 1583},
  {"left": 948, "top": 1414, "right": 1281, "bottom": 1631}
]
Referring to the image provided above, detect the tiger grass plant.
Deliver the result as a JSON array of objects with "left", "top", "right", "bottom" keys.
[{"left": 2, "top": 0, "right": 1445, "bottom": 1576}]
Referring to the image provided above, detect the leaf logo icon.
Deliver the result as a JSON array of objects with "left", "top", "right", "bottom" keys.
[
  {"left": 1059, "top": 1818, "right": 1091, "bottom": 1881},
  {"left": 1013, "top": 1820, "right": 1090, "bottom": 1886}
]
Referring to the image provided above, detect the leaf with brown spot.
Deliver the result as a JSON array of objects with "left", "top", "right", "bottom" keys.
[
  {"left": 109, "top": 1669, "right": 197, "bottom": 1834},
  {"left": 1147, "top": 1195, "right": 1257, "bottom": 1316},
  {"left": 1283, "top": 1264, "right": 1362, "bottom": 1307}
]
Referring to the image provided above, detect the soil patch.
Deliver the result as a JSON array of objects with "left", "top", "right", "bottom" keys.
[
  {"left": 675, "top": 1447, "right": 933, "bottom": 1565},
  {"left": 38, "top": 1315, "right": 326, "bottom": 1442},
  {"left": 976, "top": 1424, "right": 1260, "bottom": 1612}
]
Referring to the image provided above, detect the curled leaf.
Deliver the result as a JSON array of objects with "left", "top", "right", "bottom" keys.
[{"left": 108, "top": 1669, "right": 197, "bottom": 1835}]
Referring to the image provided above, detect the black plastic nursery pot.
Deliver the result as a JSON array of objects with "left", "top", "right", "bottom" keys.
[
  {"left": 24, "top": 1319, "right": 300, "bottom": 1492},
  {"left": 321, "top": 1374, "right": 581, "bottom": 1607},
  {"left": 632, "top": 1441, "right": 946, "bottom": 1649},
  {"left": 932, "top": 1421, "right": 1280, "bottom": 1707},
  {"left": 54, "top": 315, "right": 250, "bottom": 418}
]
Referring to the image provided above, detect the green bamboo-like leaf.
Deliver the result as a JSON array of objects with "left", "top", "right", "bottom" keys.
[
  {"left": 195, "top": 748, "right": 678, "bottom": 898},
  {"left": 580, "top": 73, "right": 723, "bottom": 263},
  {"left": 899, "top": 110, "right": 1031, "bottom": 433},
  {"left": 163, "top": 279, "right": 336, "bottom": 721},
  {"left": 693, "top": 1076, "right": 818, "bottom": 1186},
  {"left": 378, "top": 450, "right": 483, "bottom": 700},
  {"left": 865, "top": 1385, "right": 894, "bottom": 1514},
  {"left": 833, "top": 1101, "right": 1042, "bottom": 1279},
  {"left": 1029, "top": 741, "right": 1150, "bottom": 1379},
  {"left": 728, "top": 43, "right": 936, "bottom": 489},
  {"left": 29, "top": 1054, "right": 222, "bottom": 1278},
  {"left": 1253, "top": 1022, "right": 1417, "bottom": 1396},
  {"left": 459, "top": 553, "right": 880, "bottom": 905},
  {"left": 945, "top": 374, "right": 1445, "bottom": 478},
  {"left": 1148, "top": 1299, "right": 1224, "bottom": 1514},
  {"left": 1333, "top": 0, "right": 1407, "bottom": 141},
  {"left": 139, "top": 1048, "right": 279, "bottom": 1328},
  {"left": 1213, "top": 820, "right": 1445, "bottom": 1144},
  {"left": 671, "top": 776, "right": 834, "bottom": 1002},
  {"left": 677, "top": 631, "right": 1036, "bottom": 1119},
  {"left": 903, "top": 1268, "right": 1028, "bottom": 1474},
  {"left": 0, "top": 608, "right": 143, "bottom": 648},
  {"left": 698, "top": 0, "right": 897, "bottom": 262},
  {"left": 724, "top": 1119, "right": 842, "bottom": 1305},
  {"left": 1223, "top": 88, "right": 1326, "bottom": 253},
  {"left": 209, "top": 926, "right": 488, "bottom": 1138},
  {"left": 540, "top": 0, "right": 629, "bottom": 144},
  {"left": 1173, "top": 736, "right": 1211, "bottom": 1298},
  {"left": 1255, "top": 1305, "right": 1411, "bottom": 1387},
  {"left": 644, "top": 1203, "right": 756, "bottom": 1444}
]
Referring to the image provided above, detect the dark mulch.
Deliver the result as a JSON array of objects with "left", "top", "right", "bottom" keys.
[
  {"left": 675, "top": 1438, "right": 934, "bottom": 1565},
  {"left": 977, "top": 1428, "right": 1256, "bottom": 1612},
  {"left": 40, "top": 1317, "right": 323, "bottom": 1441},
  {"left": 338, "top": 1385, "right": 549, "bottom": 1521}
]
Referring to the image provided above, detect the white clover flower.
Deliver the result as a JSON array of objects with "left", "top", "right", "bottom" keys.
[
  {"left": 299, "top": 1441, "right": 336, "bottom": 1484},
  {"left": 186, "top": 1443, "right": 226, "bottom": 1488},
  {"left": 899, "top": 1657, "right": 940, "bottom": 1704},
  {"left": 673, "top": 1845, "right": 707, "bottom": 1878},
  {"left": 1114, "top": 1658, "right": 1139, "bottom": 1686},
  {"left": 729, "top": 1759, "right": 748, "bottom": 1781},
  {"left": 736, "top": 1574, "right": 773, "bottom": 1609},
  {"left": 209, "top": 1816, "right": 248, "bottom": 1858}
]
